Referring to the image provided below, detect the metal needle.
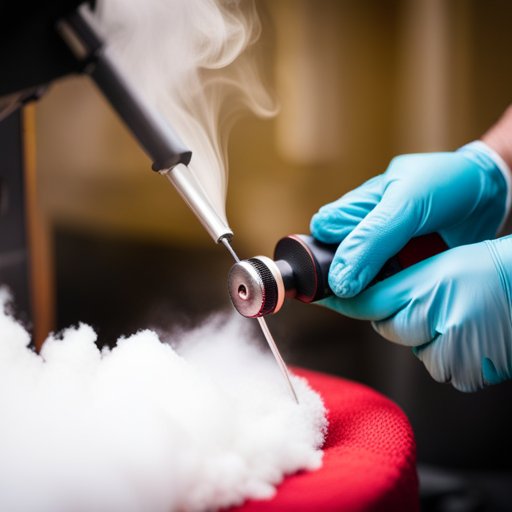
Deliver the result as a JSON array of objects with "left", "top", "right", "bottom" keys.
[
  {"left": 256, "top": 316, "right": 299, "bottom": 404},
  {"left": 221, "top": 237, "right": 240, "bottom": 262},
  {"left": 221, "top": 236, "right": 299, "bottom": 404}
]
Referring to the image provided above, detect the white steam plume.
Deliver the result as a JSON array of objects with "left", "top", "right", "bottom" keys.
[
  {"left": 95, "top": 0, "right": 276, "bottom": 224},
  {"left": 0, "top": 290, "right": 327, "bottom": 512}
]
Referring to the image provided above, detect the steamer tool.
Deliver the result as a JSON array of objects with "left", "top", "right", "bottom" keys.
[
  {"left": 58, "top": 4, "right": 234, "bottom": 247},
  {"left": 228, "top": 233, "right": 448, "bottom": 318},
  {"left": 58, "top": 5, "right": 301, "bottom": 403},
  {"left": 226, "top": 232, "right": 447, "bottom": 405}
]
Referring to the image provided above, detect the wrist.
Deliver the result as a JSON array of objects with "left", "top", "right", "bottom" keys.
[
  {"left": 485, "top": 235, "right": 512, "bottom": 280},
  {"left": 457, "top": 141, "right": 511, "bottom": 233},
  {"left": 481, "top": 104, "right": 512, "bottom": 171}
]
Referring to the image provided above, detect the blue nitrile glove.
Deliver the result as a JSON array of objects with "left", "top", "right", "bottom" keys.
[
  {"left": 310, "top": 141, "right": 511, "bottom": 298},
  {"left": 319, "top": 236, "right": 512, "bottom": 392}
]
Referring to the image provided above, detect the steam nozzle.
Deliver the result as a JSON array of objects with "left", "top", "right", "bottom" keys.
[{"left": 164, "top": 164, "right": 233, "bottom": 243}]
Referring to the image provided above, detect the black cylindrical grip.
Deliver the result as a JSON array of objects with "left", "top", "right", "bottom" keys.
[
  {"left": 91, "top": 52, "right": 192, "bottom": 171},
  {"left": 274, "top": 235, "right": 335, "bottom": 303},
  {"left": 274, "top": 233, "right": 449, "bottom": 304}
]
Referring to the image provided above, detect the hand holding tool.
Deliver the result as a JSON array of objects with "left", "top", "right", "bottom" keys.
[
  {"left": 227, "top": 232, "right": 447, "bottom": 318},
  {"left": 321, "top": 236, "right": 512, "bottom": 392},
  {"left": 310, "top": 141, "right": 510, "bottom": 298},
  {"left": 227, "top": 231, "right": 446, "bottom": 403}
]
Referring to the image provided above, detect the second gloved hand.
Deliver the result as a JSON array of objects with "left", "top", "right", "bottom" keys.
[
  {"left": 310, "top": 142, "right": 510, "bottom": 298},
  {"left": 320, "top": 236, "right": 512, "bottom": 392}
]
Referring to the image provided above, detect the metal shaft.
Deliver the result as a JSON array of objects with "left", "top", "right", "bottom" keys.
[
  {"left": 222, "top": 237, "right": 299, "bottom": 404},
  {"left": 221, "top": 236, "right": 239, "bottom": 262},
  {"left": 165, "top": 165, "right": 233, "bottom": 243},
  {"left": 256, "top": 317, "right": 299, "bottom": 404}
]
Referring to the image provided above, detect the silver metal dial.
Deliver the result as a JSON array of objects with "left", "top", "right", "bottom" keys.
[{"left": 227, "top": 256, "right": 285, "bottom": 318}]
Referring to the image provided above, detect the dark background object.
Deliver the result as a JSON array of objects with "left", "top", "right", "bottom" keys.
[
  {"left": 0, "top": 110, "right": 31, "bottom": 326},
  {"left": 0, "top": 0, "right": 95, "bottom": 97}
]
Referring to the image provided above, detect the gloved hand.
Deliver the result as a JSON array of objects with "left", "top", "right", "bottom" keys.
[
  {"left": 310, "top": 142, "right": 510, "bottom": 298},
  {"left": 319, "top": 236, "right": 512, "bottom": 392}
]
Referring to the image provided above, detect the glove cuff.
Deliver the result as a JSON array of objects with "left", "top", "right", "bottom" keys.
[{"left": 460, "top": 140, "right": 512, "bottom": 233}]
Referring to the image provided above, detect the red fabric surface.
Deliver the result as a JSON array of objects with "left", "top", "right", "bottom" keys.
[{"left": 229, "top": 368, "right": 419, "bottom": 512}]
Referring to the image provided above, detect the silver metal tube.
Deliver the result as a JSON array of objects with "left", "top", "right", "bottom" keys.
[
  {"left": 221, "top": 237, "right": 240, "bottom": 262},
  {"left": 256, "top": 317, "right": 299, "bottom": 404},
  {"left": 163, "top": 164, "right": 233, "bottom": 243}
]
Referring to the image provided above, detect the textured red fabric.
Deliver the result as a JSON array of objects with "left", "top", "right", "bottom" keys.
[{"left": 229, "top": 368, "right": 419, "bottom": 512}]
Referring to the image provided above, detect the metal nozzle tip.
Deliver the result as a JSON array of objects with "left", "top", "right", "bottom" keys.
[
  {"left": 227, "top": 256, "right": 285, "bottom": 318},
  {"left": 221, "top": 237, "right": 240, "bottom": 263}
]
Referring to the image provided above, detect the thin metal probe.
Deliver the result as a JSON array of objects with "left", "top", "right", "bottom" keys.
[
  {"left": 221, "top": 237, "right": 240, "bottom": 263},
  {"left": 257, "top": 317, "right": 299, "bottom": 404},
  {"left": 221, "top": 236, "right": 299, "bottom": 404}
]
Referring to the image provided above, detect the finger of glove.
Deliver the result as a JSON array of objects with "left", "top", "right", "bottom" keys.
[
  {"left": 413, "top": 335, "right": 488, "bottom": 392},
  {"left": 321, "top": 253, "right": 444, "bottom": 340},
  {"left": 368, "top": 264, "right": 441, "bottom": 347},
  {"left": 372, "top": 297, "right": 439, "bottom": 348},
  {"left": 410, "top": 336, "right": 456, "bottom": 387},
  {"left": 415, "top": 320, "right": 511, "bottom": 392},
  {"left": 328, "top": 188, "right": 418, "bottom": 297},
  {"left": 318, "top": 257, "right": 426, "bottom": 320},
  {"left": 310, "top": 176, "right": 383, "bottom": 244},
  {"left": 482, "top": 357, "right": 511, "bottom": 386}
]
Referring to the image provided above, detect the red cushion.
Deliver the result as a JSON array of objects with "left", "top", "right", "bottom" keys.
[{"left": 230, "top": 368, "right": 419, "bottom": 512}]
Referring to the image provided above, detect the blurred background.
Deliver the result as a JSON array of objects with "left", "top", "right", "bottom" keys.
[{"left": 16, "top": 0, "right": 512, "bottom": 510}]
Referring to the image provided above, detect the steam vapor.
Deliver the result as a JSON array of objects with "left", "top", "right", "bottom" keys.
[
  {"left": 95, "top": 0, "right": 277, "bottom": 224},
  {"left": 0, "top": 290, "right": 326, "bottom": 512}
]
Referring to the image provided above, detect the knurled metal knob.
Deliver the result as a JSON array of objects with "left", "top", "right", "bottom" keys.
[{"left": 227, "top": 256, "right": 285, "bottom": 318}]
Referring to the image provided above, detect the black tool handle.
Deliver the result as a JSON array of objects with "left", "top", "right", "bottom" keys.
[
  {"left": 274, "top": 233, "right": 449, "bottom": 304},
  {"left": 90, "top": 53, "right": 192, "bottom": 171},
  {"left": 60, "top": 5, "right": 192, "bottom": 171}
]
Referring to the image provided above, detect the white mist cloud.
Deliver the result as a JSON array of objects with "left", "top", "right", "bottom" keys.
[
  {"left": 95, "top": 0, "right": 277, "bottom": 224},
  {"left": 0, "top": 290, "right": 327, "bottom": 512}
]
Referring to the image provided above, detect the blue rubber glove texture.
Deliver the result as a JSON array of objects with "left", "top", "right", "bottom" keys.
[
  {"left": 319, "top": 237, "right": 512, "bottom": 392},
  {"left": 310, "top": 144, "right": 508, "bottom": 298}
]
